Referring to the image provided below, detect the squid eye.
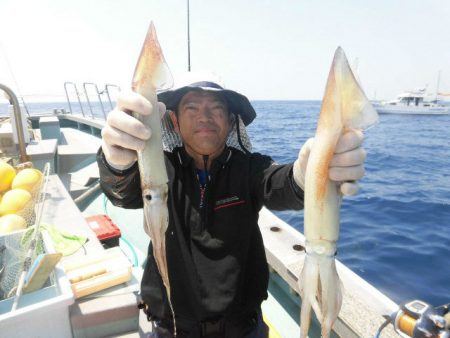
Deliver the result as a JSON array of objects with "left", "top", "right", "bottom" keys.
[{"left": 145, "top": 194, "right": 152, "bottom": 201}]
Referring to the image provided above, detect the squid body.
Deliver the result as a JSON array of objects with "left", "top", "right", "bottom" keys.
[
  {"left": 131, "top": 22, "right": 176, "bottom": 332},
  {"left": 299, "top": 47, "right": 378, "bottom": 338}
]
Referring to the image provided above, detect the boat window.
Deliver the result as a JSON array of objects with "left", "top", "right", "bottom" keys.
[{"left": 400, "top": 97, "right": 413, "bottom": 106}]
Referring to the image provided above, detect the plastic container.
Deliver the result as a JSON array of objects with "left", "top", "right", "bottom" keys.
[
  {"left": 85, "top": 215, "right": 121, "bottom": 248},
  {"left": 0, "top": 230, "right": 74, "bottom": 338}
]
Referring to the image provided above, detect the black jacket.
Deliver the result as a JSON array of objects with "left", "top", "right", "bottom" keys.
[{"left": 97, "top": 146, "right": 304, "bottom": 329}]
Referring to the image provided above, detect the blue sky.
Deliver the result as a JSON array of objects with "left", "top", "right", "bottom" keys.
[{"left": 0, "top": 0, "right": 449, "bottom": 101}]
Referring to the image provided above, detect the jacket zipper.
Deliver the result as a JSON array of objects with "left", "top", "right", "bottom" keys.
[{"left": 201, "top": 155, "right": 210, "bottom": 228}]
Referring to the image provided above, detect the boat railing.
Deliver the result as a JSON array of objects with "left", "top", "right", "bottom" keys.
[
  {"left": 64, "top": 82, "right": 86, "bottom": 117},
  {"left": 63, "top": 82, "right": 121, "bottom": 120},
  {"left": 102, "top": 84, "right": 121, "bottom": 110},
  {"left": 0, "top": 83, "right": 29, "bottom": 162},
  {"left": 83, "top": 82, "right": 107, "bottom": 119}
]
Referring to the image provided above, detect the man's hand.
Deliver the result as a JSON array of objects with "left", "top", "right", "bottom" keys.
[
  {"left": 293, "top": 129, "right": 366, "bottom": 196},
  {"left": 101, "top": 91, "right": 165, "bottom": 170}
]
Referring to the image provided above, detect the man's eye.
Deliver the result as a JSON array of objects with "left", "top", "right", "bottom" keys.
[{"left": 212, "top": 105, "right": 226, "bottom": 113}]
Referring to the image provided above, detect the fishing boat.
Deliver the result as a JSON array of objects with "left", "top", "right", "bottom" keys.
[
  {"left": 1, "top": 23, "right": 449, "bottom": 335},
  {"left": 2, "top": 81, "right": 440, "bottom": 338},
  {"left": 373, "top": 89, "right": 450, "bottom": 115}
]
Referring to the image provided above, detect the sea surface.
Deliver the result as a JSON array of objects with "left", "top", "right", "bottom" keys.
[
  {"left": 248, "top": 100, "right": 450, "bottom": 308},
  {"left": 1, "top": 100, "right": 449, "bottom": 308}
]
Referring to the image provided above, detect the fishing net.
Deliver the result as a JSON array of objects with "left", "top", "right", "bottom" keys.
[
  {"left": 0, "top": 231, "right": 45, "bottom": 300},
  {"left": 0, "top": 163, "right": 50, "bottom": 301}
]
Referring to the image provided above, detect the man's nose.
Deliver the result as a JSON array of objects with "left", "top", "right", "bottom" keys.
[{"left": 198, "top": 107, "right": 213, "bottom": 121}]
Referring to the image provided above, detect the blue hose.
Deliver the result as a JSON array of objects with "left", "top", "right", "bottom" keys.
[
  {"left": 120, "top": 236, "right": 139, "bottom": 267},
  {"left": 103, "top": 194, "right": 108, "bottom": 214}
]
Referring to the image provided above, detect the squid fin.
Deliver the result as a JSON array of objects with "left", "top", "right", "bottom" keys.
[
  {"left": 132, "top": 21, "right": 173, "bottom": 93},
  {"left": 321, "top": 47, "right": 379, "bottom": 131}
]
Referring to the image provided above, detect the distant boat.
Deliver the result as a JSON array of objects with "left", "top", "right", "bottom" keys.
[{"left": 373, "top": 88, "right": 450, "bottom": 115}]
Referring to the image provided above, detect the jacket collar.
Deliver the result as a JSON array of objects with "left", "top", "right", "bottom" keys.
[{"left": 175, "top": 146, "right": 233, "bottom": 168}]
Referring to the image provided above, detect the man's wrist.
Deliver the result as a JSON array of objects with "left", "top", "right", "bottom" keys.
[{"left": 101, "top": 151, "right": 137, "bottom": 174}]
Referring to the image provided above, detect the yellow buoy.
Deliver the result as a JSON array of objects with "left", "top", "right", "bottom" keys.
[
  {"left": 0, "top": 188, "right": 32, "bottom": 215},
  {"left": 0, "top": 214, "right": 27, "bottom": 234},
  {"left": 0, "top": 161, "right": 16, "bottom": 193},
  {"left": 12, "top": 168, "right": 42, "bottom": 193}
]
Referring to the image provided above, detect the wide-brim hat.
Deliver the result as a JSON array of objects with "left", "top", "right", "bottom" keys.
[
  {"left": 158, "top": 72, "right": 254, "bottom": 153},
  {"left": 157, "top": 72, "right": 256, "bottom": 126}
]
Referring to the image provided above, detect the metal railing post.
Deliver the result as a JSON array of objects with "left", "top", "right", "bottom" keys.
[
  {"left": 82, "top": 83, "right": 95, "bottom": 119},
  {"left": 64, "top": 82, "right": 85, "bottom": 117},
  {"left": 104, "top": 84, "right": 121, "bottom": 110},
  {"left": 83, "top": 82, "right": 106, "bottom": 119},
  {"left": 0, "top": 83, "right": 30, "bottom": 163}
]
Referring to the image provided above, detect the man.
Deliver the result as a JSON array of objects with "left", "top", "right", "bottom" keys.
[{"left": 98, "top": 73, "right": 365, "bottom": 337}]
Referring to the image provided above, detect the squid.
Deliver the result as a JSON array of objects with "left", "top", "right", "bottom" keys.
[
  {"left": 298, "top": 47, "right": 378, "bottom": 338},
  {"left": 131, "top": 22, "right": 176, "bottom": 333}
]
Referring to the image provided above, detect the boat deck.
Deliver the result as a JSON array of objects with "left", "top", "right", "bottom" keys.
[{"left": 2, "top": 112, "right": 401, "bottom": 337}]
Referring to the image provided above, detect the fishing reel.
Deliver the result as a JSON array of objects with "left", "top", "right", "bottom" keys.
[
  {"left": 391, "top": 300, "right": 450, "bottom": 338},
  {"left": 374, "top": 300, "right": 450, "bottom": 338}
]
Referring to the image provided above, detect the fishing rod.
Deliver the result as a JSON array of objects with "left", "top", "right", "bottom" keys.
[
  {"left": 187, "top": 0, "right": 191, "bottom": 72},
  {"left": 374, "top": 300, "right": 450, "bottom": 338}
]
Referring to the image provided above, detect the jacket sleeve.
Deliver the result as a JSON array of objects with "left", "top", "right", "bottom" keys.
[
  {"left": 96, "top": 148, "right": 143, "bottom": 209},
  {"left": 250, "top": 153, "right": 304, "bottom": 211}
]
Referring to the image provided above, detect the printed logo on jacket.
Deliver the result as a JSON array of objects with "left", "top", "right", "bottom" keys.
[{"left": 214, "top": 195, "right": 246, "bottom": 211}]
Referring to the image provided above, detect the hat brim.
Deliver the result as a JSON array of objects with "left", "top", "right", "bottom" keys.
[{"left": 158, "top": 86, "right": 256, "bottom": 126}]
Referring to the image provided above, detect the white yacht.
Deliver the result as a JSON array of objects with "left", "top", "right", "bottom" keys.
[{"left": 373, "top": 89, "right": 450, "bottom": 115}]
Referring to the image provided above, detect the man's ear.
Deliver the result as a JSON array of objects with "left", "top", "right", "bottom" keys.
[
  {"left": 228, "top": 112, "right": 236, "bottom": 132},
  {"left": 169, "top": 111, "right": 180, "bottom": 133}
]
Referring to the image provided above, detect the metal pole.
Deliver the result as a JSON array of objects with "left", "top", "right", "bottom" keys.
[
  {"left": 104, "top": 84, "right": 121, "bottom": 110},
  {"left": 187, "top": 0, "right": 191, "bottom": 72},
  {"left": 92, "top": 83, "right": 107, "bottom": 119},
  {"left": 73, "top": 181, "right": 101, "bottom": 206},
  {"left": 436, "top": 70, "right": 441, "bottom": 101},
  {"left": 64, "top": 82, "right": 75, "bottom": 115},
  {"left": 0, "top": 83, "right": 29, "bottom": 163},
  {"left": 83, "top": 83, "right": 95, "bottom": 119},
  {"left": 84, "top": 82, "right": 107, "bottom": 119},
  {"left": 64, "top": 82, "right": 86, "bottom": 117}
]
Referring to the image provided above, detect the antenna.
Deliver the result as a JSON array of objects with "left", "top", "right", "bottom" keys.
[
  {"left": 187, "top": 0, "right": 191, "bottom": 72},
  {"left": 436, "top": 70, "right": 441, "bottom": 101}
]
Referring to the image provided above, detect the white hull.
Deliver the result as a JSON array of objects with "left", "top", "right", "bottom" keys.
[{"left": 375, "top": 105, "right": 450, "bottom": 115}]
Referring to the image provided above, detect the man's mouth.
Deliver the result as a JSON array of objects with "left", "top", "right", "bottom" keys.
[{"left": 195, "top": 126, "right": 217, "bottom": 134}]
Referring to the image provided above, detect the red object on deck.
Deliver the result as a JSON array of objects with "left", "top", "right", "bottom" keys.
[{"left": 85, "top": 215, "right": 121, "bottom": 248}]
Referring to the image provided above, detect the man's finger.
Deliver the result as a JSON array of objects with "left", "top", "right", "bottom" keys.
[
  {"left": 330, "top": 147, "right": 366, "bottom": 167},
  {"left": 335, "top": 129, "right": 364, "bottom": 153},
  {"left": 102, "top": 125, "right": 148, "bottom": 151},
  {"left": 329, "top": 165, "right": 365, "bottom": 182},
  {"left": 340, "top": 182, "right": 359, "bottom": 196},
  {"left": 101, "top": 140, "right": 137, "bottom": 167},
  {"left": 107, "top": 109, "right": 151, "bottom": 141},
  {"left": 117, "top": 91, "right": 152, "bottom": 116}
]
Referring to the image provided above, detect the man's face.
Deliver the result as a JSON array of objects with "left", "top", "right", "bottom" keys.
[{"left": 171, "top": 90, "right": 231, "bottom": 158}]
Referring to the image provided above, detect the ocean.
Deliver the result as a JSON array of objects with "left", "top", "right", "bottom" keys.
[
  {"left": 249, "top": 100, "right": 450, "bottom": 308},
  {"left": 2, "top": 100, "right": 449, "bottom": 308}
]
